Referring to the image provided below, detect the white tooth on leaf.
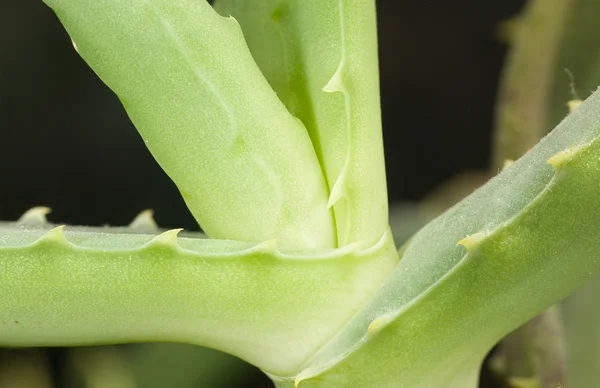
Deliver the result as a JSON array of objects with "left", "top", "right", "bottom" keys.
[
  {"left": 17, "top": 207, "right": 51, "bottom": 226},
  {"left": 129, "top": 209, "right": 158, "bottom": 232},
  {"left": 567, "top": 99, "right": 582, "bottom": 112},
  {"left": 35, "top": 225, "right": 68, "bottom": 246},
  {"left": 367, "top": 313, "right": 396, "bottom": 335},
  {"left": 502, "top": 159, "right": 515, "bottom": 171},
  {"left": 457, "top": 232, "right": 488, "bottom": 251},
  {"left": 547, "top": 146, "right": 582, "bottom": 172},
  {"left": 147, "top": 228, "right": 182, "bottom": 249},
  {"left": 251, "top": 239, "right": 277, "bottom": 254},
  {"left": 323, "top": 62, "right": 345, "bottom": 93},
  {"left": 327, "top": 167, "right": 348, "bottom": 208}
]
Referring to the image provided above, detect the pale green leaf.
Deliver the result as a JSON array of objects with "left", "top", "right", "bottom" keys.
[
  {"left": 213, "top": 0, "right": 388, "bottom": 247},
  {"left": 42, "top": 0, "right": 335, "bottom": 250}
]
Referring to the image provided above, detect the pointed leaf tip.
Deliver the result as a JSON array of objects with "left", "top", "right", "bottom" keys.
[{"left": 18, "top": 206, "right": 51, "bottom": 226}]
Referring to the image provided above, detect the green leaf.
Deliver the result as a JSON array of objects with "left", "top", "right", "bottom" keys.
[
  {"left": 213, "top": 0, "right": 388, "bottom": 247},
  {"left": 42, "top": 0, "right": 335, "bottom": 250},
  {"left": 0, "top": 218, "right": 398, "bottom": 376},
  {"left": 275, "top": 87, "right": 600, "bottom": 387}
]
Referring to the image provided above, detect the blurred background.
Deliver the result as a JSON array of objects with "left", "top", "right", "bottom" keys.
[{"left": 0, "top": 0, "right": 567, "bottom": 387}]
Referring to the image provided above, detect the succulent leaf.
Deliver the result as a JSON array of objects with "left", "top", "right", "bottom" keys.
[
  {"left": 213, "top": 0, "right": 388, "bottom": 247},
  {"left": 273, "top": 88, "right": 600, "bottom": 387},
  {"left": 0, "top": 219, "right": 397, "bottom": 376},
  {"left": 41, "top": 0, "right": 335, "bottom": 250}
]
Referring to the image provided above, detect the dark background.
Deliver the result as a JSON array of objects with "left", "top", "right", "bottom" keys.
[{"left": 0, "top": 0, "right": 526, "bottom": 387}]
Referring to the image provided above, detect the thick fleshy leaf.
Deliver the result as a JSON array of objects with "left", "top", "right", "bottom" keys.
[
  {"left": 0, "top": 220, "right": 398, "bottom": 375},
  {"left": 213, "top": 0, "right": 388, "bottom": 247},
  {"left": 276, "top": 86, "right": 600, "bottom": 388},
  {"left": 42, "top": 0, "right": 335, "bottom": 249}
]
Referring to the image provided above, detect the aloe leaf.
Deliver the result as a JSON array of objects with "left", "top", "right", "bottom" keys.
[
  {"left": 271, "top": 87, "right": 600, "bottom": 387},
  {"left": 0, "top": 212, "right": 398, "bottom": 376},
  {"left": 213, "top": 0, "right": 388, "bottom": 247},
  {"left": 41, "top": 0, "right": 335, "bottom": 250}
]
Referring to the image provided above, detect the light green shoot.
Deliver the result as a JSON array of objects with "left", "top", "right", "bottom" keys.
[
  {"left": 2, "top": 1, "right": 600, "bottom": 387},
  {"left": 213, "top": 0, "right": 388, "bottom": 247}
]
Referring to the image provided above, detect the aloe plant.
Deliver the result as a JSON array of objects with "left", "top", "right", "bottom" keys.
[{"left": 4, "top": 1, "right": 600, "bottom": 387}]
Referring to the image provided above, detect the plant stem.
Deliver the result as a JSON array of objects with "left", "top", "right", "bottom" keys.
[
  {"left": 492, "top": 0, "right": 574, "bottom": 170},
  {"left": 492, "top": 306, "right": 566, "bottom": 387},
  {"left": 0, "top": 350, "right": 52, "bottom": 388},
  {"left": 561, "top": 275, "right": 600, "bottom": 387},
  {"left": 68, "top": 347, "right": 136, "bottom": 388}
]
